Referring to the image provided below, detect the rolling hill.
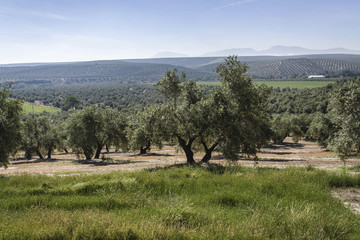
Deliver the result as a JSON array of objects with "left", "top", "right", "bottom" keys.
[
  {"left": 1, "top": 54, "right": 360, "bottom": 88},
  {"left": 202, "top": 46, "right": 360, "bottom": 57},
  {"left": 0, "top": 60, "right": 217, "bottom": 87},
  {"left": 195, "top": 56, "right": 360, "bottom": 78}
]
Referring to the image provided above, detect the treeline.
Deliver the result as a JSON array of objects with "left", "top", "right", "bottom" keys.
[
  {"left": 268, "top": 85, "right": 333, "bottom": 114},
  {"left": 10, "top": 83, "right": 165, "bottom": 112},
  {"left": 10, "top": 80, "right": 333, "bottom": 114},
  {"left": 269, "top": 78, "right": 360, "bottom": 162},
  {"left": 0, "top": 60, "right": 217, "bottom": 88},
  {"left": 1, "top": 57, "right": 360, "bottom": 167},
  {"left": 246, "top": 58, "right": 360, "bottom": 79}
]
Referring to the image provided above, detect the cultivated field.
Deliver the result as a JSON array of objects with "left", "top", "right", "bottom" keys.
[
  {"left": 22, "top": 102, "right": 60, "bottom": 114},
  {"left": 198, "top": 80, "right": 335, "bottom": 89}
]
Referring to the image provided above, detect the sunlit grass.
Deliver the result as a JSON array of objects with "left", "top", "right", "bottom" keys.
[
  {"left": 0, "top": 166, "right": 359, "bottom": 239},
  {"left": 22, "top": 102, "right": 60, "bottom": 114}
]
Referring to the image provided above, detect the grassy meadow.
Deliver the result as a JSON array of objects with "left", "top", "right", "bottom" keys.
[
  {"left": 1, "top": 166, "right": 360, "bottom": 239},
  {"left": 22, "top": 102, "right": 60, "bottom": 114},
  {"left": 198, "top": 80, "right": 335, "bottom": 89}
]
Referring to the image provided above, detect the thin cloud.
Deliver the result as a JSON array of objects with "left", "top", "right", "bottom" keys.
[
  {"left": 216, "top": 0, "right": 257, "bottom": 10},
  {"left": 27, "top": 11, "right": 70, "bottom": 21}
]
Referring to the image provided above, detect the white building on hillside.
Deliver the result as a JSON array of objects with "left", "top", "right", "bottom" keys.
[{"left": 308, "top": 75, "right": 325, "bottom": 79}]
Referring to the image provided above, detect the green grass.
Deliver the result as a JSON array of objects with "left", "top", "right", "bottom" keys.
[
  {"left": 0, "top": 166, "right": 359, "bottom": 239},
  {"left": 22, "top": 102, "right": 60, "bottom": 114},
  {"left": 198, "top": 80, "right": 335, "bottom": 89}
]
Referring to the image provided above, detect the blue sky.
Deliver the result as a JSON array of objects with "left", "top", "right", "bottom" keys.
[{"left": 0, "top": 0, "right": 359, "bottom": 63}]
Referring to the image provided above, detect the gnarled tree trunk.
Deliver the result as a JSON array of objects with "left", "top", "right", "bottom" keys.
[
  {"left": 178, "top": 136, "right": 196, "bottom": 165},
  {"left": 36, "top": 149, "right": 44, "bottom": 159},
  {"left": 47, "top": 147, "right": 52, "bottom": 159},
  {"left": 94, "top": 144, "right": 103, "bottom": 159},
  {"left": 140, "top": 147, "right": 147, "bottom": 155},
  {"left": 200, "top": 141, "right": 219, "bottom": 164}
]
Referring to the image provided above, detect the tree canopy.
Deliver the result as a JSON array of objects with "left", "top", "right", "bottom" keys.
[
  {"left": 154, "top": 56, "right": 272, "bottom": 164},
  {"left": 67, "top": 106, "right": 128, "bottom": 160},
  {"left": 327, "top": 78, "right": 360, "bottom": 161},
  {"left": 0, "top": 85, "right": 22, "bottom": 167}
]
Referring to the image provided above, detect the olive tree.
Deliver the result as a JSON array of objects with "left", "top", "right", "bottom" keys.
[
  {"left": 127, "top": 107, "right": 163, "bottom": 154},
  {"left": 100, "top": 108, "right": 128, "bottom": 156},
  {"left": 271, "top": 114, "right": 290, "bottom": 144},
  {"left": 154, "top": 56, "right": 271, "bottom": 164},
  {"left": 67, "top": 106, "right": 128, "bottom": 160},
  {"left": 0, "top": 85, "right": 22, "bottom": 167},
  {"left": 64, "top": 96, "right": 81, "bottom": 110},
  {"left": 327, "top": 78, "right": 360, "bottom": 162},
  {"left": 306, "top": 113, "right": 335, "bottom": 148},
  {"left": 22, "top": 115, "right": 60, "bottom": 159}
]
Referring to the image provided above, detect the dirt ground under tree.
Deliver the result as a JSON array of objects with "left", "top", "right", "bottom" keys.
[
  {"left": 2, "top": 137, "right": 360, "bottom": 214},
  {"left": 2, "top": 137, "right": 359, "bottom": 176}
]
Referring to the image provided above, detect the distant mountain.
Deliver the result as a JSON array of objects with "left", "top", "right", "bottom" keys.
[
  {"left": 261, "top": 46, "right": 360, "bottom": 56},
  {"left": 152, "top": 51, "right": 189, "bottom": 58},
  {"left": 202, "top": 48, "right": 257, "bottom": 57},
  {"left": 202, "top": 46, "right": 360, "bottom": 57}
]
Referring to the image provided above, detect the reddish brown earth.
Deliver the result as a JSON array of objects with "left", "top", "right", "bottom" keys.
[
  {"left": 1, "top": 137, "right": 359, "bottom": 176},
  {"left": 2, "top": 137, "right": 360, "bottom": 214}
]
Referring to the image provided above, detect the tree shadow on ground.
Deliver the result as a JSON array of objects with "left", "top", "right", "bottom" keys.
[
  {"left": 128, "top": 152, "right": 173, "bottom": 158},
  {"left": 258, "top": 151, "right": 294, "bottom": 155},
  {"left": 257, "top": 158, "right": 306, "bottom": 163},
  {"left": 263, "top": 141, "right": 304, "bottom": 150},
  {"left": 10, "top": 158, "right": 68, "bottom": 165},
  {"left": 74, "top": 159, "right": 144, "bottom": 166}
]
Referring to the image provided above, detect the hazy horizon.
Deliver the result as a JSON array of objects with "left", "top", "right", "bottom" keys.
[{"left": 1, "top": 0, "right": 360, "bottom": 64}]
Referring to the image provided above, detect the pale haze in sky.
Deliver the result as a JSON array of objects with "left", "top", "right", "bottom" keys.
[{"left": 0, "top": 0, "right": 359, "bottom": 64}]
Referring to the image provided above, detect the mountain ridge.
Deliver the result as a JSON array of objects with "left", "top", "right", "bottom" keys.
[{"left": 202, "top": 46, "right": 360, "bottom": 57}]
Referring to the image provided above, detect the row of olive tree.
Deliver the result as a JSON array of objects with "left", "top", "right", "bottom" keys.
[
  {"left": 270, "top": 77, "right": 360, "bottom": 163},
  {"left": 310, "top": 78, "right": 360, "bottom": 163},
  {"left": 152, "top": 56, "right": 272, "bottom": 164},
  {"left": 60, "top": 56, "right": 272, "bottom": 164},
  {"left": 1, "top": 56, "right": 273, "bottom": 166},
  {"left": 3, "top": 57, "right": 359, "bottom": 166}
]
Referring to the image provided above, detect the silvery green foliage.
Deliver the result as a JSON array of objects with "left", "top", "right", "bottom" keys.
[
  {"left": 153, "top": 56, "right": 272, "bottom": 164},
  {"left": 0, "top": 85, "right": 22, "bottom": 167},
  {"left": 328, "top": 78, "right": 360, "bottom": 162}
]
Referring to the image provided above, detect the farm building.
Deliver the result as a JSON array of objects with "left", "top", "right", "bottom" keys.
[{"left": 308, "top": 75, "right": 325, "bottom": 79}]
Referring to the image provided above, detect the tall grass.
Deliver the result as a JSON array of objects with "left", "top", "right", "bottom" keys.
[{"left": 0, "top": 166, "right": 359, "bottom": 239}]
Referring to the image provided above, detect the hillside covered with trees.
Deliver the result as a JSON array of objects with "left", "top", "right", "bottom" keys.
[
  {"left": 1, "top": 54, "right": 360, "bottom": 88},
  {"left": 2, "top": 56, "right": 360, "bottom": 167}
]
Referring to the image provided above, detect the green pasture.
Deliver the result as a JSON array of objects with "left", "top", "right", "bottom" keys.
[
  {"left": 0, "top": 166, "right": 359, "bottom": 239},
  {"left": 22, "top": 102, "right": 60, "bottom": 114},
  {"left": 198, "top": 80, "right": 335, "bottom": 89}
]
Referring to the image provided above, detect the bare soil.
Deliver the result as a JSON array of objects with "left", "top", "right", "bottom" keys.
[
  {"left": 2, "top": 137, "right": 360, "bottom": 214},
  {"left": 332, "top": 188, "right": 360, "bottom": 214},
  {"left": 2, "top": 137, "right": 360, "bottom": 176}
]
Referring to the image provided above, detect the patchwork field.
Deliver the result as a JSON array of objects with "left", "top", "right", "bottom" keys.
[{"left": 22, "top": 102, "right": 60, "bottom": 114}]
